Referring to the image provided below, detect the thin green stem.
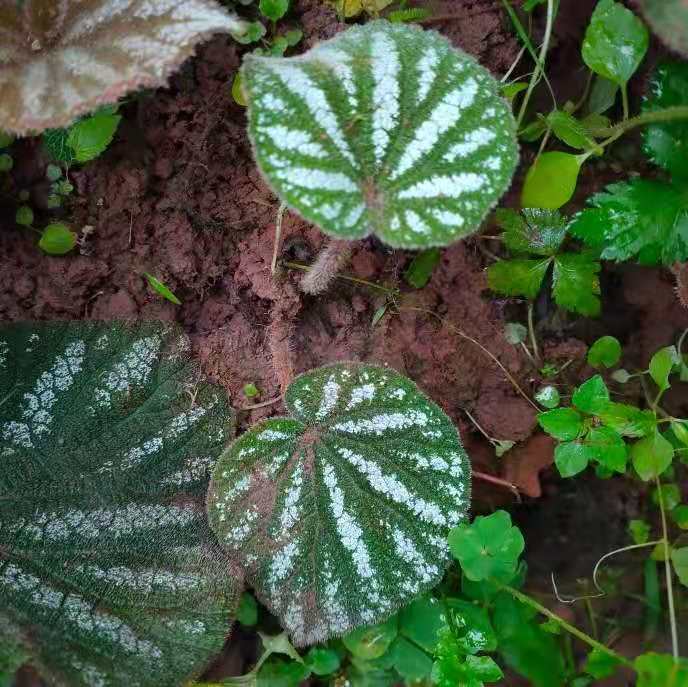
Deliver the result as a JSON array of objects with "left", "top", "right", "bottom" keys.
[
  {"left": 499, "top": 584, "right": 634, "bottom": 669},
  {"left": 588, "top": 105, "right": 688, "bottom": 139},
  {"left": 655, "top": 478, "right": 680, "bottom": 661},
  {"left": 514, "top": 0, "right": 556, "bottom": 129},
  {"left": 621, "top": 83, "right": 630, "bottom": 121}
]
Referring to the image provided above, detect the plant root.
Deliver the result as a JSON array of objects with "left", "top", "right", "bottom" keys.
[{"left": 300, "top": 239, "right": 352, "bottom": 295}]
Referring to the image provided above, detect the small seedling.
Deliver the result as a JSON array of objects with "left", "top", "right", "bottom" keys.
[{"left": 243, "top": 383, "right": 260, "bottom": 399}]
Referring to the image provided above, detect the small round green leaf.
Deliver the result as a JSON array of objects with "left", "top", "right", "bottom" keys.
[
  {"left": 15, "top": 205, "right": 33, "bottom": 227},
  {"left": 0, "top": 152, "right": 13, "bottom": 172},
  {"left": 305, "top": 646, "right": 341, "bottom": 676},
  {"left": 38, "top": 222, "right": 77, "bottom": 255},
  {"left": 0, "top": 131, "right": 14, "bottom": 148},
  {"left": 587, "top": 336, "right": 622, "bottom": 368},
  {"left": 672, "top": 505, "right": 688, "bottom": 530},
  {"left": 555, "top": 441, "right": 595, "bottom": 477},
  {"left": 0, "top": 322, "right": 238, "bottom": 687},
  {"left": 242, "top": 20, "right": 518, "bottom": 249},
  {"left": 631, "top": 432, "right": 674, "bottom": 481},
  {"left": 521, "top": 152, "right": 581, "bottom": 210},
  {"left": 581, "top": 0, "right": 649, "bottom": 86},
  {"left": 584, "top": 647, "right": 621, "bottom": 680},
  {"left": 344, "top": 616, "right": 398, "bottom": 660},
  {"left": 259, "top": 0, "right": 289, "bottom": 21},
  {"left": 207, "top": 363, "right": 471, "bottom": 646},
  {"left": 535, "top": 385, "right": 560, "bottom": 409},
  {"left": 448, "top": 510, "right": 524, "bottom": 583},
  {"left": 538, "top": 407, "right": 584, "bottom": 441},
  {"left": 649, "top": 345, "right": 679, "bottom": 392}
]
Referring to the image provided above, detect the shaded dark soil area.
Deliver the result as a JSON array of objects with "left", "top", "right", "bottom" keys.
[{"left": 2, "top": 0, "right": 688, "bottom": 681}]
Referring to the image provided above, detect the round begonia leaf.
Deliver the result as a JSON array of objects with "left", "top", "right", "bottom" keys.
[
  {"left": 207, "top": 363, "right": 471, "bottom": 646},
  {"left": 242, "top": 20, "right": 518, "bottom": 249}
]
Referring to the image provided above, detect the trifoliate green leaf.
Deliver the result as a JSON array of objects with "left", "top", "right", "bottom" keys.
[
  {"left": 242, "top": 20, "right": 518, "bottom": 249},
  {"left": 672, "top": 547, "right": 688, "bottom": 587},
  {"left": 552, "top": 252, "right": 601, "bottom": 316},
  {"left": 638, "top": 0, "right": 688, "bottom": 57},
  {"left": 487, "top": 258, "right": 550, "bottom": 299},
  {"left": 38, "top": 222, "right": 77, "bottom": 255},
  {"left": 597, "top": 403, "right": 656, "bottom": 437},
  {"left": 634, "top": 652, "right": 688, "bottom": 687},
  {"left": 631, "top": 432, "right": 674, "bottom": 481},
  {"left": 538, "top": 407, "right": 584, "bottom": 441},
  {"left": 67, "top": 111, "right": 122, "bottom": 163},
  {"left": 643, "top": 62, "right": 688, "bottom": 179},
  {"left": 535, "top": 385, "right": 560, "bottom": 409},
  {"left": 449, "top": 510, "right": 524, "bottom": 583},
  {"left": 588, "top": 336, "right": 622, "bottom": 368},
  {"left": 0, "top": 321, "right": 237, "bottom": 687},
  {"left": 569, "top": 179, "right": 688, "bottom": 265},
  {"left": 521, "top": 152, "right": 581, "bottom": 210},
  {"left": 584, "top": 647, "right": 621, "bottom": 679},
  {"left": 344, "top": 617, "right": 398, "bottom": 660},
  {"left": 649, "top": 345, "right": 679, "bottom": 392},
  {"left": 497, "top": 208, "right": 567, "bottom": 255},
  {"left": 555, "top": 440, "right": 596, "bottom": 477},
  {"left": 207, "top": 363, "right": 470, "bottom": 646},
  {"left": 629, "top": 519, "right": 651, "bottom": 544},
  {"left": 305, "top": 647, "right": 341, "bottom": 676},
  {"left": 572, "top": 375, "right": 610, "bottom": 414},
  {"left": 405, "top": 248, "right": 441, "bottom": 288},
  {"left": 581, "top": 0, "right": 649, "bottom": 86}
]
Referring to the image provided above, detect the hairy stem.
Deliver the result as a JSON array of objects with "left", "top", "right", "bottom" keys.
[
  {"left": 655, "top": 478, "right": 680, "bottom": 661},
  {"left": 499, "top": 584, "right": 634, "bottom": 669},
  {"left": 588, "top": 105, "right": 688, "bottom": 138},
  {"left": 300, "top": 239, "right": 353, "bottom": 295}
]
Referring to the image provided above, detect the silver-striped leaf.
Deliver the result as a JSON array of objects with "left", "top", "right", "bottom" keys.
[
  {"left": 207, "top": 363, "right": 471, "bottom": 646},
  {"left": 242, "top": 20, "right": 519, "bottom": 249},
  {"left": 0, "top": 322, "right": 237, "bottom": 687},
  {"left": 0, "top": 0, "right": 245, "bottom": 135}
]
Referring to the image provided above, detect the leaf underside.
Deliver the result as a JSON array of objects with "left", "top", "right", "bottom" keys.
[
  {"left": 0, "top": 322, "right": 237, "bottom": 687},
  {"left": 0, "top": 0, "right": 244, "bottom": 135},
  {"left": 243, "top": 20, "right": 519, "bottom": 249},
  {"left": 207, "top": 363, "right": 471, "bottom": 646}
]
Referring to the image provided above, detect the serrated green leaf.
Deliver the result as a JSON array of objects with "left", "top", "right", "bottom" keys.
[
  {"left": 449, "top": 510, "right": 524, "bottom": 583},
  {"left": 631, "top": 432, "right": 674, "bottom": 481},
  {"left": 638, "top": 0, "right": 688, "bottom": 57},
  {"left": 634, "top": 652, "right": 688, "bottom": 687},
  {"left": 597, "top": 402, "right": 656, "bottom": 437},
  {"left": 405, "top": 248, "right": 441, "bottom": 288},
  {"left": 67, "top": 112, "right": 121, "bottom": 163},
  {"left": 538, "top": 407, "right": 584, "bottom": 441},
  {"left": 643, "top": 62, "right": 688, "bottom": 179},
  {"left": 0, "top": 321, "right": 237, "bottom": 687},
  {"left": 552, "top": 252, "right": 601, "bottom": 316},
  {"left": 207, "top": 363, "right": 470, "bottom": 645},
  {"left": 521, "top": 152, "right": 582, "bottom": 210},
  {"left": 547, "top": 110, "right": 595, "bottom": 150},
  {"left": 587, "top": 426, "right": 627, "bottom": 473},
  {"left": 649, "top": 345, "right": 679, "bottom": 392},
  {"left": 572, "top": 375, "right": 610, "bottom": 414},
  {"left": 487, "top": 258, "right": 550, "bottom": 299},
  {"left": 588, "top": 336, "right": 622, "bottom": 368},
  {"left": 38, "top": 222, "right": 77, "bottom": 255},
  {"left": 242, "top": 21, "right": 518, "bottom": 249},
  {"left": 555, "top": 440, "right": 596, "bottom": 477},
  {"left": 581, "top": 0, "right": 649, "bottom": 86},
  {"left": 569, "top": 179, "right": 688, "bottom": 265},
  {"left": 497, "top": 207, "right": 567, "bottom": 255}
]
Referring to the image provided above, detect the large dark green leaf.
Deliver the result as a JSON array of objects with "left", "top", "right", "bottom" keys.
[{"left": 0, "top": 321, "right": 237, "bottom": 687}]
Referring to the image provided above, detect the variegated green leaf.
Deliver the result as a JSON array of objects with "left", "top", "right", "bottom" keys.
[
  {"left": 207, "top": 363, "right": 470, "bottom": 646},
  {"left": 242, "top": 20, "right": 518, "bottom": 249},
  {"left": 0, "top": 321, "right": 237, "bottom": 687}
]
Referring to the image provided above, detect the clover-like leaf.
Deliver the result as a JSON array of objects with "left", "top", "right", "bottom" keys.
[
  {"left": 449, "top": 510, "right": 524, "bottom": 583},
  {"left": 638, "top": 1, "right": 688, "bottom": 57},
  {"left": 207, "top": 363, "right": 470, "bottom": 646},
  {"left": 0, "top": 321, "right": 238, "bottom": 687},
  {"left": 242, "top": 20, "right": 518, "bottom": 249},
  {"left": 0, "top": 0, "right": 245, "bottom": 135}
]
